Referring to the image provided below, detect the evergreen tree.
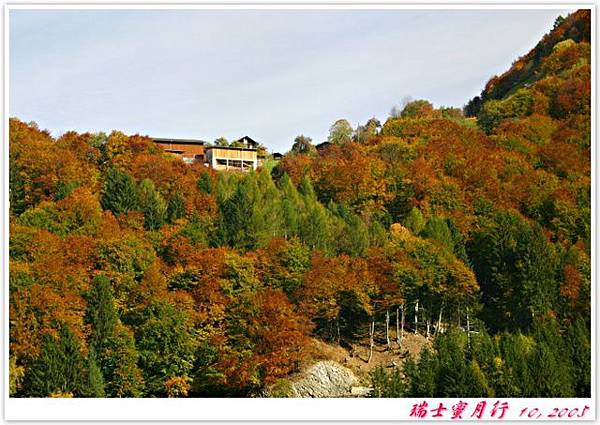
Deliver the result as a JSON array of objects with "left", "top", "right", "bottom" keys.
[
  {"left": 369, "top": 366, "right": 405, "bottom": 397},
  {"left": 252, "top": 168, "right": 285, "bottom": 245},
  {"left": 86, "top": 275, "right": 143, "bottom": 397},
  {"left": 298, "top": 174, "right": 316, "bottom": 199},
  {"left": 138, "top": 179, "right": 167, "bottom": 230},
  {"left": 197, "top": 172, "right": 213, "bottom": 194},
  {"left": 87, "top": 275, "right": 118, "bottom": 351},
  {"left": 497, "top": 332, "right": 536, "bottom": 397},
  {"left": 470, "top": 330, "right": 500, "bottom": 392},
  {"left": 217, "top": 174, "right": 259, "bottom": 249},
  {"left": 468, "top": 211, "right": 560, "bottom": 332},
  {"left": 299, "top": 197, "right": 332, "bottom": 252},
  {"left": 435, "top": 330, "right": 472, "bottom": 397},
  {"left": 567, "top": 318, "right": 591, "bottom": 397},
  {"left": 279, "top": 174, "right": 302, "bottom": 238},
  {"left": 24, "top": 326, "right": 86, "bottom": 397},
  {"left": 101, "top": 168, "right": 139, "bottom": 216},
  {"left": 405, "top": 349, "right": 438, "bottom": 397},
  {"left": 403, "top": 207, "right": 425, "bottom": 235},
  {"left": 368, "top": 221, "right": 388, "bottom": 248},
  {"left": 166, "top": 192, "right": 186, "bottom": 223},
  {"left": 467, "top": 359, "right": 494, "bottom": 397},
  {"left": 529, "top": 319, "right": 575, "bottom": 397},
  {"left": 9, "top": 153, "right": 26, "bottom": 215},
  {"left": 103, "top": 325, "right": 144, "bottom": 397},
  {"left": 84, "top": 349, "right": 106, "bottom": 397},
  {"left": 421, "top": 216, "right": 454, "bottom": 251},
  {"left": 330, "top": 203, "right": 369, "bottom": 256},
  {"left": 128, "top": 299, "right": 196, "bottom": 396}
]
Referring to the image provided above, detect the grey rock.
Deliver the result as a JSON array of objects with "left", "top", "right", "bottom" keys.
[
  {"left": 350, "top": 386, "right": 373, "bottom": 396},
  {"left": 290, "top": 361, "right": 358, "bottom": 398}
]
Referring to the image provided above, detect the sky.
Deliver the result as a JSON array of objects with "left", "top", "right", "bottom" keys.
[{"left": 10, "top": 8, "right": 572, "bottom": 153}]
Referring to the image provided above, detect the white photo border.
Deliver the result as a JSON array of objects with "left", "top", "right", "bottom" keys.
[{"left": 2, "top": 1, "right": 596, "bottom": 421}]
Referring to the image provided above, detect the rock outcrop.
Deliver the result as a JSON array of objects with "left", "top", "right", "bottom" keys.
[{"left": 290, "top": 361, "right": 358, "bottom": 397}]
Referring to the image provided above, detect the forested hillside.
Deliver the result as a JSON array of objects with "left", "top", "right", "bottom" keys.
[{"left": 9, "top": 10, "right": 590, "bottom": 398}]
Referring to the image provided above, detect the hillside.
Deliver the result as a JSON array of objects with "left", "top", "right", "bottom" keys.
[
  {"left": 8, "top": 9, "right": 591, "bottom": 398},
  {"left": 465, "top": 9, "right": 591, "bottom": 115}
]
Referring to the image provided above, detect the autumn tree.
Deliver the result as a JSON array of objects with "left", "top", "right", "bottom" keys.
[
  {"left": 290, "top": 135, "right": 316, "bottom": 155},
  {"left": 327, "top": 119, "right": 354, "bottom": 145}
]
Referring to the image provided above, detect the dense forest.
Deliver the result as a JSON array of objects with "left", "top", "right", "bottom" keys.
[{"left": 9, "top": 10, "right": 590, "bottom": 398}]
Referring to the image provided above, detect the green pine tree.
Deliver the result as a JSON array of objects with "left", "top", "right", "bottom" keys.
[
  {"left": 403, "top": 207, "right": 425, "bottom": 235},
  {"left": 279, "top": 174, "right": 302, "bottom": 238},
  {"left": 87, "top": 275, "right": 118, "bottom": 350},
  {"left": 166, "top": 192, "right": 186, "bottom": 223},
  {"left": 86, "top": 274, "right": 143, "bottom": 397},
  {"left": 529, "top": 319, "right": 575, "bottom": 397},
  {"left": 127, "top": 299, "right": 196, "bottom": 396},
  {"left": 101, "top": 168, "right": 139, "bottom": 216},
  {"left": 421, "top": 216, "right": 454, "bottom": 251},
  {"left": 24, "top": 325, "right": 86, "bottom": 397},
  {"left": 567, "top": 318, "right": 591, "bottom": 397},
  {"left": 369, "top": 366, "right": 406, "bottom": 397},
  {"left": 84, "top": 349, "right": 106, "bottom": 397},
  {"left": 197, "top": 172, "right": 213, "bottom": 194},
  {"left": 405, "top": 348, "right": 438, "bottom": 397},
  {"left": 435, "top": 330, "right": 472, "bottom": 397},
  {"left": 138, "top": 179, "right": 167, "bottom": 231}
]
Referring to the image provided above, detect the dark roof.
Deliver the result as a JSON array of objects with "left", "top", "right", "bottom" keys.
[
  {"left": 315, "top": 141, "right": 332, "bottom": 151},
  {"left": 206, "top": 146, "right": 257, "bottom": 152},
  {"left": 152, "top": 137, "right": 206, "bottom": 145},
  {"left": 273, "top": 152, "right": 284, "bottom": 159},
  {"left": 236, "top": 136, "right": 259, "bottom": 147}
]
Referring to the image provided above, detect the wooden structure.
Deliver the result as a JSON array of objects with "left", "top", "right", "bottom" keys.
[
  {"left": 153, "top": 135, "right": 263, "bottom": 171},
  {"left": 152, "top": 137, "right": 206, "bottom": 164},
  {"left": 235, "top": 136, "right": 259, "bottom": 149},
  {"left": 205, "top": 146, "right": 258, "bottom": 171}
]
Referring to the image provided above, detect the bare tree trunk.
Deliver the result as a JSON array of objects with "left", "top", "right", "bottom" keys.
[
  {"left": 368, "top": 318, "right": 375, "bottom": 363},
  {"left": 466, "top": 306, "right": 471, "bottom": 349},
  {"left": 336, "top": 316, "right": 341, "bottom": 343},
  {"left": 401, "top": 305, "right": 405, "bottom": 340},
  {"left": 426, "top": 312, "right": 430, "bottom": 339},
  {"left": 396, "top": 306, "right": 400, "bottom": 346},
  {"left": 385, "top": 309, "right": 390, "bottom": 350},
  {"left": 458, "top": 306, "right": 461, "bottom": 329},
  {"left": 414, "top": 300, "right": 419, "bottom": 334},
  {"left": 435, "top": 305, "right": 444, "bottom": 337}
]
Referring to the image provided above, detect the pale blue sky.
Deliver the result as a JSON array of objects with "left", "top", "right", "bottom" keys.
[{"left": 10, "top": 9, "right": 571, "bottom": 152}]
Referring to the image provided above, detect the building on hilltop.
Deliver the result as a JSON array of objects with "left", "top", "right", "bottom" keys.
[
  {"left": 205, "top": 146, "right": 258, "bottom": 171},
  {"left": 206, "top": 136, "right": 262, "bottom": 171},
  {"left": 235, "top": 136, "right": 260, "bottom": 149},
  {"left": 153, "top": 135, "right": 265, "bottom": 172},
  {"left": 152, "top": 137, "right": 206, "bottom": 164}
]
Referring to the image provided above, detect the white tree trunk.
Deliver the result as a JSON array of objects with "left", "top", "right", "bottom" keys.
[
  {"left": 396, "top": 306, "right": 400, "bottom": 346},
  {"left": 401, "top": 305, "right": 405, "bottom": 341},
  {"left": 385, "top": 309, "right": 390, "bottom": 349},
  {"left": 435, "top": 305, "right": 444, "bottom": 336},
  {"left": 414, "top": 300, "right": 419, "bottom": 334},
  {"left": 368, "top": 318, "right": 375, "bottom": 363},
  {"left": 466, "top": 306, "right": 471, "bottom": 349}
]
